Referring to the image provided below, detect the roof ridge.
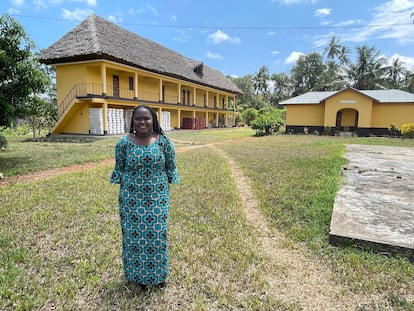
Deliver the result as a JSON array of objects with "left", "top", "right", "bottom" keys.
[{"left": 87, "top": 14, "right": 101, "bottom": 54}]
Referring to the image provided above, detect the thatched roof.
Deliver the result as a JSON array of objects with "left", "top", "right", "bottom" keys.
[{"left": 39, "top": 14, "right": 242, "bottom": 95}]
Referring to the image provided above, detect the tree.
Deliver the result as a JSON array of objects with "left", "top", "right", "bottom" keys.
[
  {"left": 323, "top": 36, "right": 341, "bottom": 60},
  {"left": 250, "top": 107, "right": 284, "bottom": 136},
  {"left": 252, "top": 65, "right": 270, "bottom": 100},
  {"left": 241, "top": 107, "right": 258, "bottom": 126},
  {"left": 230, "top": 75, "right": 266, "bottom": 110},
  {"left": 0, "top": 14, "right": 51, "bottom": 127},
  {"left": 347, "top": 45, "right": 387, "bottom": 90},
  {"left": 384, "top": 57, "right": 406, "bottom": 89},
  {"left": 270, "top": 73, "right": 293, "bottom": 104},
  {"left": 290, "top": 52, "right": 326, "bottom": 95}
]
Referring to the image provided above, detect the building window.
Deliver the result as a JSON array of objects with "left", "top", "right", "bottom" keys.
[{"left": 129, "top": 77, "right": 134, "bottom": 90}]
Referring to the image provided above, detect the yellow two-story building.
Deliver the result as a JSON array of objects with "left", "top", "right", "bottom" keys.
[
  {"left": 280, "top": 87, "right": 414, "bottom": 136},
  {"left": 39, "top": 14, "right": 242, "bottom": 135}
]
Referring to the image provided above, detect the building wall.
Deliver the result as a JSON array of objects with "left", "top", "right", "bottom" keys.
[
  {"left": 324, "top": 89, "right": 373, "bottom": 127},
  {"left": 56, "top": 64, "right": 87, "bottom": 112},
  {"left": 285, "top": 104, "right": 325, "bottom": 126},
  {"left": 371, "top": 103, "right": 414, "bottom": 128}
]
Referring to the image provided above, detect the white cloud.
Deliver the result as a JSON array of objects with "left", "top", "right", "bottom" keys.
[
  {"left": 33, "top": 0, "right": 47, "bottom": 9},
  {"left": 108, "top": 15, "right": 122, "bottom": 23},
  {"left": 173, "top": 30, "right": 191, "bottom": 43},
  {"left": 147, "top": 4, "right": 158, "bottom": 16},
  {"left": 206, "top": 51, "right": 223, "bottom": 60},
  {"left": 128, "top": 8, "right": 145, "bottom": 15},
  {"left": 315, "top": 8, "right": 331, "bottom": 17},
  {"left": 207, "top": 30, "right": 240, "bottom": 44},
  {"left": 170, "top": 15, "right": 177, "bottom": 22},
  {"left": 389, "top": 53, "right": 414, "bottom": 70},
  {"left": 11, "top": 0, "right": 24, "bottom": 6},
  {"left": 337, "top": 0, "right": 414, "bottom": 44},
  {"left": 7, "top": 8, "right": 19, "bottom": 14},
  {"left": 285, "top": 51, "right": 304, "bottom": 64},
  {"left": 61, "top": 8, "right": 93, "bottom": 21},
  {"left": 271, "top": 50, "right": 280, "bottom": 56}
]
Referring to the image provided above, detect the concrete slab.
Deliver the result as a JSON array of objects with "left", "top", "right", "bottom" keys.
[{"left": 329, "top": 144, "right": 414, "bottom": 261}]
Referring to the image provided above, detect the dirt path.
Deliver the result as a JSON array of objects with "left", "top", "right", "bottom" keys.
[
  {"left": 210, "top": 145, "right": 373, "bottom": 310},
  {"left": 0, "top": 158, "right": 115, "bottom": 186}
]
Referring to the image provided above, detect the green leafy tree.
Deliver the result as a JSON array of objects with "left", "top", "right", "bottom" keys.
[
  {"left": 290, "top": 52, "right": 326, "bottom": 95},
  {"left": 0, "top": 14, "right": 51, "bottom": 127},
  {"left": 270, "top": 73, "right": 293, "bottom": 105},
  {"left": 251, "top": 107, "right": 285, "bottom": 136},
  {"left": 241, "top": 107, "right": 258, "bottom": 126},
  {"left": 230, "top": 75, "right": 265, "bottom": 110}
]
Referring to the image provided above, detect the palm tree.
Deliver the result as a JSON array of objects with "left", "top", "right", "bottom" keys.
[
  {"left": 323, "top": 36, "right": 341, "bottom": 60},
  {"left": 252, "top": 65, "right": 269, "bottom": 98},
  {"left": 338, "top": 45, "right": 351, "bottom": 66},
  {"left": 347, "top": 45, "right": 387, "bottom": 90},
  {"left": 385, "top": 58, "right": 406, "bottom": 89}
]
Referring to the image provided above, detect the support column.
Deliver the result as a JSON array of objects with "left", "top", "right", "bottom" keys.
[
  {"left": 103, "top": 102, "right": 108, "bottom": 135},
  {"left": 134, "top": 72, "right": 138, "bottom": 100},
  {"left": 101, "top": 63, "right": 107, "bottom": 96},
  {"left": 177, "top": 109, "right": 181, "bottom": 129},
  {"left": 158, "top": 107, "right": 162, "bottom": 130},
  {"left": 215, "top": 113, "right": 219, "bottom": 128},
  {"left": 192, "top": 110, "right": 196, "bottom": 129},
  {"left": 205, "top": 111, "right": 208, "bottom": 128},
  {"left": 159, "top": 79, "right": 163, "bottom": 102}
]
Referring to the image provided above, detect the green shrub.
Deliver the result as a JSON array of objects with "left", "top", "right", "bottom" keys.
[
  {"left": 0, "top": 134, "right": 7, "bottom": 150},
  {"left": 388, "top": 124, "right": 401, "bottom": 136},
  {"left": 400, "top": 124, "right": 414, "bottom": 138}
]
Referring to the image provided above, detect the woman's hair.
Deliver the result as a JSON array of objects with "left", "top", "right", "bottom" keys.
[{"left": 129, "top": 105, "right": 165, "bottom": 135}]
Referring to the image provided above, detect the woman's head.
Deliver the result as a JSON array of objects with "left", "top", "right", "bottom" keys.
[{"left": 129, "top": 105, "right": 164, "bottom": 135}]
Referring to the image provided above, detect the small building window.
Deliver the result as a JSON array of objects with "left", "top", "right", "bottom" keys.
[{"left": 129, "top": 77, "right": 134, "bottom": 90}]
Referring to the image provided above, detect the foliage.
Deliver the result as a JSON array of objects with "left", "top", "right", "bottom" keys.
[
  {"left": 400, "top": 123, "right": 414, "bottom": 138},
  {"left": 270, "top": 72, "right": 293, "bottom": 104},
  {"left": 388, "top": 124, "right": 401, "bottom": 137},
  {"left": 0, "top": 133, "right": 7, "bottom": 149},
  {"left": 250, "top": 107, "right": 285, "bottom": 136},
  {"left": 347, "top": 45, "right": 388, "bottom": 90},
  {"left": 230, "top": 75, "right": 266, "bottom": 110},
  {"left": 0, "top": 14, "right": 53, "bottom": 127},
  {"left": 240, "top": 108, "right": 258, "bottom": 126}
]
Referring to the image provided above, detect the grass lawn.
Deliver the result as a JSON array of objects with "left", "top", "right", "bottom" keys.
[{"left": 1, "top": 128, "right": 413, "bottom": 310}]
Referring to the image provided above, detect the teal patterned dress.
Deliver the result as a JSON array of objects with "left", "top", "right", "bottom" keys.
[{"left": 110, "top": 134, "right": 180, "bottom": 285}]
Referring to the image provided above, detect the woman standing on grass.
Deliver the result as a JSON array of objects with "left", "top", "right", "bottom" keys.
[{"left": 110, "top": 105, "right": 180, "bottom": 289}]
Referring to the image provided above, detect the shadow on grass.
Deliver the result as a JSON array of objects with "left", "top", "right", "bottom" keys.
[{"left": 22, "top": 134, "right": 104, "bottom": 143}]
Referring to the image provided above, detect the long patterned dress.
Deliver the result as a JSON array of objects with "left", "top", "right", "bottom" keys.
[{"left": 110, "top": 134, "right": 180, "bottom": 285}]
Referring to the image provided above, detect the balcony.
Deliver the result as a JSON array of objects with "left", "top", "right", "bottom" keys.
[{"left": 58, "top": 83, "right": 235, "bottom": 118}]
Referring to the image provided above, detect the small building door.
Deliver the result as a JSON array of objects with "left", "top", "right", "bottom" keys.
[{"left": 113, "top": 75, "right": 119, "bottom": 98}]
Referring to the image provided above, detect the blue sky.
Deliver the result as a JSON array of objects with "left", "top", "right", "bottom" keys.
[{"left": 2, "top": 0, "right": 414, "bottom": 77}]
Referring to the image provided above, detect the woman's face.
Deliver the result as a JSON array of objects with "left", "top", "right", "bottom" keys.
[{"left": 132, "top": 107, "right": 153, "bottom": 137}]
